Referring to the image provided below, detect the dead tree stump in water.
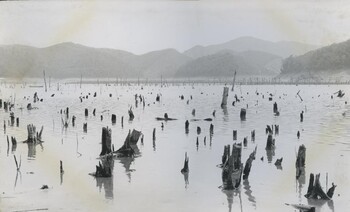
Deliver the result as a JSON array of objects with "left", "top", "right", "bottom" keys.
[
  {"left": 243, "top": 146, "right": 257, "bottom": 180},
  {"left": 296, "top": 145, "right": 306, "bottom": 179},
  {"left": 251, "top": 130, "right": 255, "bottom": 141},
  {"left": 111, "top": 114, "right": 116, "bottom": 124},
  {"left": 300, "top": 111, "right": 304, "bottom": 122},
  {"left": 274, "top": 125, "right": 279, "bottom": 135},
  {"left": 115, "top": 129, "right": 142, "bottom": 157},
  {"left": 153, "top": 128, "right": 156, "bottom": 141},
  {"left": 100, "top": 127, "right": 112, "bottom": 156},
  {"left": 305, "top": 173, "right": 336, "bottom": 200},
  {"left": 240, "top": 108, "right": 246, "bottom": 121},
  {"left": 233, "top": 130, "right": 237, "bottom": 140},
  {"left": 222, "top": 143, "right": 243, "bottom": 190},
  {"left": 85, "top": 108, "right": 88, "bottom": 117},
  {"left": 273, "top": 102, "right": 278, "bottom": 113},
  {"left": 197, "top": 126, "right": 201, "bottom": 135},
  {"left": 181, "top": 152, "right": 189, "bottom": 173},
  {"left": 185, "top": 120, "right": 189, "bottom": 133},
  {"left": 16, "top": 117, "right": 19, "bottom": 127},
  {"left": 128, "top": 107, "right": 134, "bottom": 121},
  {"left": 243, "top": 137, "right": 248, "bottom": 147},
  {"left": 72, "top": 116, "right": 76, "bottom": 127},
  {"left": 83, "top": 123, "right": 87, "bottom": 133},
  {"left": 221, "top": 87, "right": 229, "bottom": 107},
  {"left": 24, "top": 124, "right": 44, "bottom": 144},
  {"left": 209, "top": 124, "right": 214, "bottom": 135}
]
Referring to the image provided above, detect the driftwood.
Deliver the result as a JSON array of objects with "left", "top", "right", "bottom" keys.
[
  {"left": 305, "top": 173, "right": 336, "bottom": 200},
  {"left": 243, "top": 146, "right": 257, "bottom": 180}
]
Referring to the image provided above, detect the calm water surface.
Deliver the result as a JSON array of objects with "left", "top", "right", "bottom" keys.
[{"left": 0, "top": 83, "right": 350, "bottom": 212}]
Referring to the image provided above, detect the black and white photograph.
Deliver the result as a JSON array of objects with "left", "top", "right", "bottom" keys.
[{"left": 0, "top": 0, "right": 349, "bottom": 211}]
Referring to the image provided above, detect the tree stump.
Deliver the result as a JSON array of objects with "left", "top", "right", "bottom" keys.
[
  {"left": 296, "top": 145, "right": 306, "bottom": 179},
  {"left": 197, "top": 126, "right": 201, "bottom": 135},
  {"left": 222, "top": 143, "right": 243, "bottom": 190},
  {"left": 111, "top": 114, "right": 116, "bottom": 124},
  {"left": 305, "top": 173, "right": 336, "bottom": 200},
  {"left": 243, "top": 146, "right": 257, "bottom": 180},
  {"left": 85, "top": 108, "right": 88, "bottom": 117},
  {"left": 221, "top": 87, "right": 229, "bottom": 107},
  {"left": 83, "top": 123, "right": 87, "bottom": 133},
  {"left": 128, "top": 107, "right": 134, "bottom": 121},
  {"left": 233, "top": 130, "right": 237, "bottom": 140},
  {"left": 100, "top": 127, "right": 112, "bottom": 156},
  {"left": 185, "top": 120, "right": 189, "bottom": 134},
  {"left": 181, "top": 152, "right": 189, "bottom": 173},
  {"left": 240, "top": 108, "right": 246, "bottom": 121},
  {"left": 251, "top": 130, "right": 255, "bottom": 141}
]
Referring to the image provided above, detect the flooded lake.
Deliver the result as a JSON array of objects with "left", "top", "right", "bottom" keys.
[{"left": 1, "top": 83, "right": 350, "bottom": 212}]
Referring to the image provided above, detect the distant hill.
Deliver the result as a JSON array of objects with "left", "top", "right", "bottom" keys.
[
  {"left": 0, "top": 43, "right": 136, "bottom": 78},
  {"left": 175, "top": 50, "right": 282, "bottom": 77},
  {"left": 184, "top": 36, "right": 318, "bottom": 58},
  {"left": 0, "top": 37, "right": 324, "bottom": 79},
  {"left": 280, "top": 39, "right": 350, "bottom": 76}
]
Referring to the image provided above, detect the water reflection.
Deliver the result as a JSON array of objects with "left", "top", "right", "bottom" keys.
[
  {"left": 222, "top": 106, "right": 228, "bottom": 122},
  {"left": 222, "top": 189, "right": 243, "bottom": 212},
  {"left": 27, "top": 143, "right": 36, "bottom": 158},
  {"left": 296, "top": 167, "right": 305, "bottom": 200},
  {"left": 307, "top": 198, "right": 334, "bottom": 212},
  {"left": 243, "top": 179, "right": 256, "bottom": 207},
  {"left": 96, "top": 176, "right": 114, "bottom": 199},
  {"left": 117, "top": 156, "right": 135, "bottom": 183},
  {"left": 265, "top": 149, "right": 275, "bottom": 163},
  {"left": 182, "top": 172, "right": 189, "bottom": 189}
]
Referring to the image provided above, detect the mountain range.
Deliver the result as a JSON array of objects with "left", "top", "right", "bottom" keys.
[
  {"left": 0, "top": 36, "right": 341, "bottom": 79},
  {"left": 280, "top": 39, "right": 350, "bottom": 78}
]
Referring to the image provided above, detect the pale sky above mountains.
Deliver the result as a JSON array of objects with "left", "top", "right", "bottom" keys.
[{"left": 0, "top": 0, "right": 349, "bottom": 54}]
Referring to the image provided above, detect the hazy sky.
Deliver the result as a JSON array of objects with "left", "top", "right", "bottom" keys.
[{"left": 0, "top": 0, "right": 349, "bottom": 54}]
